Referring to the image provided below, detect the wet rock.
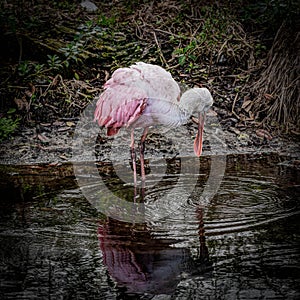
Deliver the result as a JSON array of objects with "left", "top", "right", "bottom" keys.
[{"left": 80, "top": 1, "right": 98, "bottom": 12}]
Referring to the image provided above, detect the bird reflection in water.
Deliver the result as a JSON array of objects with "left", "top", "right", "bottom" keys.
[{"left": 98, "top": 207, "right": 212, "bottom": 297}]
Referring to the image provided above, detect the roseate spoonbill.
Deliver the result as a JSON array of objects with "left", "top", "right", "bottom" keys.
[{"left": 94, "top": 62, "right": 213, "bottom": 182}]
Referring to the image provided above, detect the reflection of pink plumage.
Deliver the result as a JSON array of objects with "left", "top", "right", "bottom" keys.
[
  {"left": 94, "top": 62, "right": 213, "bottom": 181},
  {"left": 97, "top": 208, "right": 210, "bottom": 295}
]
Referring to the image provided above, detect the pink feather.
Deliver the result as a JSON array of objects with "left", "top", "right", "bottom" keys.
[{"left": 94, "top": 63, "right": 180, "bottom": 136}]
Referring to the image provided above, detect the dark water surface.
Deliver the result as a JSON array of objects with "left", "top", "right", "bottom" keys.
[{"left": 0, "top": 154, "right": 299, "bottom": 299}]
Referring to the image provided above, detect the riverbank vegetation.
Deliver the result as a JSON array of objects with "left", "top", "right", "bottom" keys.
[{"left": 0, "top": 0, "right": 299, "bottom": 142}]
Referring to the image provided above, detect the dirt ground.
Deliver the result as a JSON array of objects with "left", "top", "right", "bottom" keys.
[{"left": 0, "top": 110, "right": 299, "bottom": 166}]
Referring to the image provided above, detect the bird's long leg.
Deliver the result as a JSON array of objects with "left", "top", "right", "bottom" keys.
[
  {"left": 130, "top": 130, "right": 137, "bottom": 192},
  {"left": 140, "top": 128, "right": 148, "bottom": 182}
]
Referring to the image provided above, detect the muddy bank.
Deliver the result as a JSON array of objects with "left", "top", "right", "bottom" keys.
[{"left": 0, "top": 119, "right": 299, "bottom": 166}]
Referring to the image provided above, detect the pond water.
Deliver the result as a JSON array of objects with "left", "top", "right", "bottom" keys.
[{"left": 0, "top": 154, "right": 299, "bottom": 299}]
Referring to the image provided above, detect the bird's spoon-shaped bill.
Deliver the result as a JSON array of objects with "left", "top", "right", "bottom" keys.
[{"left": 194, "top": 112, "right": 205, "bottom": 157}]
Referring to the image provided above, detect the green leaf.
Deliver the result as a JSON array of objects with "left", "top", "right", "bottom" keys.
[
  {"left": 178, "top": 55, "right": 186, "bottom": 66},
  {"left": 7, "top": 108, "right": 16, "bottom": 114}
]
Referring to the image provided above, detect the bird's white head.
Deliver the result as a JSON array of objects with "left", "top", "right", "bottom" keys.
[
  {"left": 180, "top": 87, "right": 213, "bottom": 115},
  {"left": 180, "top": 87, "right": 213, "bottom": 157}
]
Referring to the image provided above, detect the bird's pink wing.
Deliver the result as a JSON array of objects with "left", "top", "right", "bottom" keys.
[
  {"left": 95, "top": 63, "right": 181, "bottom": 136},
  {"left": 105, "top": 63, "right": 181, "bottom": 103},
  {"left": 131, "top": 62, "right": 181, "bottom": 102},
  {"left": 103, "top": 67, "right": 136, "bottom": 88},
  {"left": 94, "top": 84, "right": 148, "bottom": 136}
]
